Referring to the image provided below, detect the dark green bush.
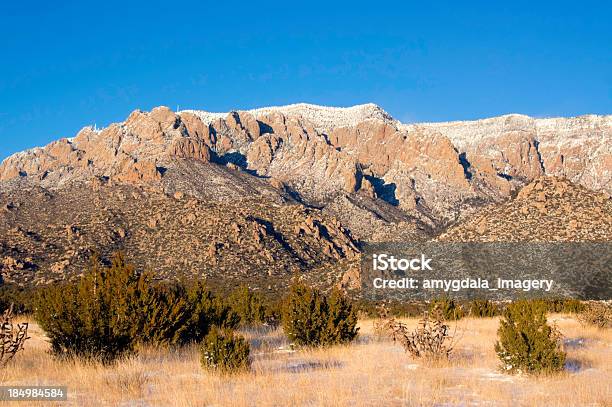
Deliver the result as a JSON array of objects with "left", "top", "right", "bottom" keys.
[
  {"left": 132, "top": 282, "right": 192, "bottom": 347},
  {"left": 469, "top": 299, "right": 500, "bottom": 318},
  {"left": 429, "top": 297, "right": 464, "bottom": 320},
  {"left": 127, "top": 279, "right": 241, "bottom": 346},
  {"left": 322, "top": 289, "right": 359, "bottom": 345},
  {"left": 228, "top": 285, "right": 274, "bottom": 326},
  {"left": 35, "top": 254, "right": 143, "bottom": 363},
  {"left": 282, "top": 282, "right": 358, "bottom": 347},
  {"left": 0, "top": 285, "right": 36, "bottom": 314},
  {"left": 200, "top": 327, "right": 250, "bottom": 374},
  {"left": 34, "top": 254, "right": 240, "bottom": 362},
  {"left": 495, "top": 300, "right": 566, "bottom": 374},
  {"left": 540, "top": 298, "right": 585, "bottom": 314},
  {"left": 182, "top": 281, "right": 240, "bottom": 344}
]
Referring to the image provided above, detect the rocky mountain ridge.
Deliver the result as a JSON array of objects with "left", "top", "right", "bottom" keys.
[
  {"left": 0, "top": 104, "right": 610, "bottom": 289},
  {"left": 2, "top": 104, "right": 609, "bottom": 229}
]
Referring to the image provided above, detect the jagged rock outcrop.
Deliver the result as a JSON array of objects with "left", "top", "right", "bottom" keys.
[
  {"left": 1, "top": 104, "right": 609, "bottom": 231},
  {"left": 417, "top": 114, "right": 612, "bottom": 196},
  {"left": 0, "top": 106, "right": 212, "bottom": 187}
]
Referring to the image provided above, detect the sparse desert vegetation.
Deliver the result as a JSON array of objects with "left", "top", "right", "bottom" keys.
[
  {"left": 0, "top": 258, "right": 608, "bottom": 405},
  {"left": 281, "top": 282, "right": 359, "bottom": 347},
  {"left": 495, "top": 300, "right": 566, "bottom": 374},
  {"left": 0, "top": 311, "right": 609, "bottom": 406},
  {"left": 0, "top": 304, "right": 29, "bottom": 367}
]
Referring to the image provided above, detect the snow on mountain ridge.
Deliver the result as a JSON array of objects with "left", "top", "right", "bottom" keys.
[
  {"left": 180, "top": 103, "right": 611, "bottom": 145},
  {"left": 410, "top": 113, "right": 612, "bottom": 151},
  {"left": 3, "top": 103, "right": 611, "bottom": 165},
  {"left": 180, "top": 103, "right": 396, "bottom": 130}
]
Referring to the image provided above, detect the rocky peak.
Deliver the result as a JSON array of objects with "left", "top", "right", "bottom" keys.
[{"left": 413, "top": 113, "right": 612, "bottom": 195}]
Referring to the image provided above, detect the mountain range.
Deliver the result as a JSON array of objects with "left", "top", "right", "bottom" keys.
[{"left": 0, "top": 104, "right": 610, "bottom": 291}]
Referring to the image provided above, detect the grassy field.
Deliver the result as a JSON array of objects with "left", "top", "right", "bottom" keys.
[{"left": 1, "top": 314, "right": 610, "bottom": 406}]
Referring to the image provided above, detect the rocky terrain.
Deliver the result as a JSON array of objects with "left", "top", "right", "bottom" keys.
[
  {"left": 0, "top": 175, "right": 359, "bottom": 291},
  {"left": 0, "top": 103, "right": 610, "bottom": 288},
  {"left": 436, "top": 176, "right": 612, "bottom": 242}
]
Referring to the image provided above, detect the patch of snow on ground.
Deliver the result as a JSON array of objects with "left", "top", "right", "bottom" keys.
[
  {"left": 564, "top": 337, "right": 586, "bottom": 349},
  {"left": 274, "top": 346, "right": 296, "bottom": 354}
]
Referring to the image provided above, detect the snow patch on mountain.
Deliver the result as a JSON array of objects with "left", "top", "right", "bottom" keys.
[
  {"left": 405, "top": 113, "right": 612, "bottom": 151},
  {"left": 180, "top": 103, "right": 396, "bottom": 131}
]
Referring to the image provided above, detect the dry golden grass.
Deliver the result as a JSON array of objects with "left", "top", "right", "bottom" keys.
[{"left": 0, "top": 314, "right": 610, "bottom": 406}]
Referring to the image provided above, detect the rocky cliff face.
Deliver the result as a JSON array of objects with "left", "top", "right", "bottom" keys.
[
  {"left": 0, "top": 103, "right": 610, "bottom": 288},
  {"left": 416, "top": 114, "right": 612, "bottom": 197}
]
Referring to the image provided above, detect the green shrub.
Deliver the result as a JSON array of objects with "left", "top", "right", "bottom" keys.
[
  {"left": 469, "top": 299, "right": 500, "bottom": 318},
  {"left": 282, "top": 283, "right": 327, "bottom": 346},
  {"left": 322, "top": 289, "right": 359, "bottom": 345},
  {"left": 35, "top": 254, "right": 144, "bottom": 363},
  {"left": 0, "top": 285, "right": 36, "bottom": 314},
  {"left": 495, "top": 300, "right": 566, "bottom": 374},
  {"left": 34, "top": 254, "right": 241, "bottom": 361},
  {"left": 228, "top": 285, "right": 272, "bottom": 326},
  {"left": 559, "top": 299, "right": 585, "bottom": 314},
  {"left": 136, "top": 280, "right": 240, "bottom": 346},
  {"left": 540, "top": 298, "right": 585, "bottom": 314},
  {"left": 200, "top": 327, "right": 250, "bottom": 374},
  {"left": 429, "top": 297, "right": 464, "bottom": 320},
  {"left": 132, "top": 282, "right": 192, "bottom": 347},
  {"left": 282, "top": 283, "right": 358, "bottom": 347},
  {"left": 182, "top": 281, "right": 240, "bottom": 344}
]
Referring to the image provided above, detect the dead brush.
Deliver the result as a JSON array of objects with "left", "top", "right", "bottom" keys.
[
  {"left": 1, "top": 303, "right": 30, "bottom": 366},
  {"left": 378, "top": 305, "right": 458, "bottom": 360},
  {"left": 372, "top": 304, "right": 390, "bottom": 339},
  {"left": 577, "top": 302, "right": 611, "bottom": 329},
  {"left": 105, "top": 362, "right": 149, "bottom": 398}
]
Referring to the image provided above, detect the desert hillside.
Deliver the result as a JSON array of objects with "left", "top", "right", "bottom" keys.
[{"left": 437, "top": 176, "right": 612, "bottom": 242}]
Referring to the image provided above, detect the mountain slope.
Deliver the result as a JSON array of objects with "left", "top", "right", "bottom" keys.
[
  {"left": 436, "top": 177, "right": 612, "bottom": 242},
  {"left": 0, "top": 174, "right": 358, "bottom": 289}
]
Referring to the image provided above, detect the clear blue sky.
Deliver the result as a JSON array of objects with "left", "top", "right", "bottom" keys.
[{"left": 1, "top": 0, "right": 610, "bottom": 160}]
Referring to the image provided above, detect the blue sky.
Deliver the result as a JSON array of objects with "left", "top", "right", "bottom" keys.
[{"left": 1, "top": 0, "right": 610, "bottom": 160}]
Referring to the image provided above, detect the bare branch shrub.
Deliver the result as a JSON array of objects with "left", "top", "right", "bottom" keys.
[
  {"left": 372, "top": 304, "right": 390, "bottom": 339},
  {"left": 1, "top": 304, "right": 30, "bottom": 366},
  {"left": 577, "top": 302, "right": 611, "bottom": 329},
  {"left": 379, "top": 306, "right": 458, "bottom": 360}
]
